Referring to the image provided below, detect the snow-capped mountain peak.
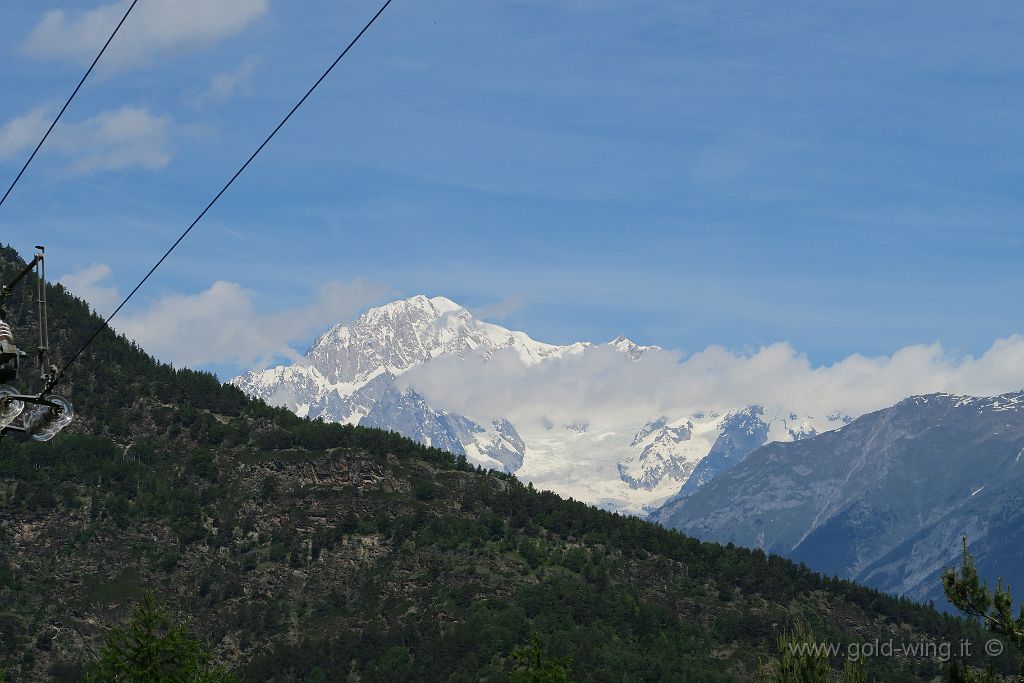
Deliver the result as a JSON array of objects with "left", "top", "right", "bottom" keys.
[
  {"left": 231, "top": 295, "right": 624, "bottom": 476},
  {"left": 231, "top": 294, "right": 851, "bottom": 514},
  {"left": 617, "top": 412, "right": 730, "bottom": 493},
  {"left": 608, "top": 334, "right": 660, "bottom": 360},
  {"left": 616, "top": 406, "right": 851, "bottom": 503},
  {"left": 301, "top": 295, "right": 565, "bottom": 386}
]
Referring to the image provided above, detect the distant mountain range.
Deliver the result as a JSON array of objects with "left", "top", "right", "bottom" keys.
[
  {"left": 652, "top": 391, "right": 1024, "bottom": 605},
  {"left": 5, "top": 245, "right": 978, "bottom": 681},
  {"left": 232, "top": 295, "right": 846, "bottom": 513},
  {"left": 229, "top": 293, "right": 1024, "bottom": 607}
]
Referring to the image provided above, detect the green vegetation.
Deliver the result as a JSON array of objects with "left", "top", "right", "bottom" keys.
[
  {"left": 0, "top": 245, "right": 1011, "bottom": 680},
  {"left": 757, "top": 623, "right": 830, "bottom": 683},
  {"left": 508, "top": 635, "right": 572, "bottom": 682},
  {"left": 943, "top": 537, "right": 1024, "bottom": 682},
  {"left": 84, "top": 592, "right": 233, "bottom": 682},
  {"left": 757, "top": 623, "right": 867, "bottom": 683},
  {"left": 946, "top": 660, "right": 1005, "bottom": 683}
]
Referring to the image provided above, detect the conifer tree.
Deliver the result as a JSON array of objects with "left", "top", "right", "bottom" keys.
[
  {"left": 942, "top": 537, "right": 1024, "bottom": 683},
  {"left": 758, "top": 622, "right": 869, "bottom": 683},
  {"left": 508, "top": 634, "right": 571, "bottom": 682},
  {"left": 84, "top": 592, "right": 233, "bottom": 683}
]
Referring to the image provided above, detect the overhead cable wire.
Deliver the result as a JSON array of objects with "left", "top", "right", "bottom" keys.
[
  {"left": 47, "top": 0, "right": 395, "bottom": 392},
  {"left": 0, "top": 0, "right": 141, "bottom": 210}
]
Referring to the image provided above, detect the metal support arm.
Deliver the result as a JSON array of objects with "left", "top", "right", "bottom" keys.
[{"left": 0, "top": 253, "right": 42, "bottom": 315}]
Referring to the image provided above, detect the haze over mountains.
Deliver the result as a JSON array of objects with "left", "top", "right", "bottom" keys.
[{"left": 232, "top": 295, "right": 848, "bottom": 513}]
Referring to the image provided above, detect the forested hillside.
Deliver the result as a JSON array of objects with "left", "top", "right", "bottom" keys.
[{"left": 0, "top": 246, "right": 1008, "bottom": 681}]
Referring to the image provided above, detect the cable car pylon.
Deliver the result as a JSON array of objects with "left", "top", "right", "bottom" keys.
[{"left": 0, "top": 246, "right": 74, "bottom": 440}]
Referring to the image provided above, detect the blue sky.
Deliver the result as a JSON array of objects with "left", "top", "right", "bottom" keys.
[{"left": 2, "top": 1, "right": 1023, "bottom": 379}]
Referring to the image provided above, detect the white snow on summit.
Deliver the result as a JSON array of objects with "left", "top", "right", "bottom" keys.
[
  {"left": 232, "top": 295, "right": 849, "bottom": 514},
  {"left": 304, "top": 295, "right": 565, "bottom": 385},
  {"left": 232, "top": 296, "right": 591, "bottom": 477}
]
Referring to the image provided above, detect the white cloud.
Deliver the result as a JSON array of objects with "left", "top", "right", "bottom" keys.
[
  {"left": 0, "top": 105, "right": 53, "bottom": 160},
  {"left": 189, "top": 55, "right": 260, "bottom": 107},
  {"left": 57, "top": 107, "right": 172, "bottom": 173},
  {"left": 58, "top": 264, "right": 120, "bottom": 315},
  {"left": 24, "top": 0, "right": 268, "bottom": 69},
  {"left": 0, "top": 105, "right": 172, "bottom": 174},
  {"left": 51, "top": 266, "right": 1024, "bottom": 424},
  {"left": 470, "top": 295, "right": 526, "bottom": 322},
  {"left": 398, "top": 335, "right": 1024, "bottom": 429},
  {"left": 58, "top": 266, "right": 394, "bottom": 368}
]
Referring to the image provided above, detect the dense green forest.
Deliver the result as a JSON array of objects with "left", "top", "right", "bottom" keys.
[{"left": 0, "top": 245, "right": 1015, "bottom": 681}]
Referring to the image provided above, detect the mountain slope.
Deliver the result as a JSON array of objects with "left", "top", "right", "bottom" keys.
[
  {"left": 620, "top": 407, "right": 846, "bottom": 496},
  {"left": 233, "top": 296, "right": 847, "bottom": 513},
  {"left": 230, "top": 296, "right": 568, "bottom": 473},
  {"left": 357, "top": 374, "right": 526, "bottom": 472},
  {"left": 0, "top": 245, "right": 997, "bottom": 681},
  {"left": 232, "top": 295, "right": 571, "bottom": 410},
  {"left": 653, "top": 391, "right": 1024, "bottom": 605}
]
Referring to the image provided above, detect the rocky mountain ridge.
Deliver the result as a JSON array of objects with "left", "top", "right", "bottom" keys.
[{"left": 653, "top": 390, "right": 1024, "bottom": 606}]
